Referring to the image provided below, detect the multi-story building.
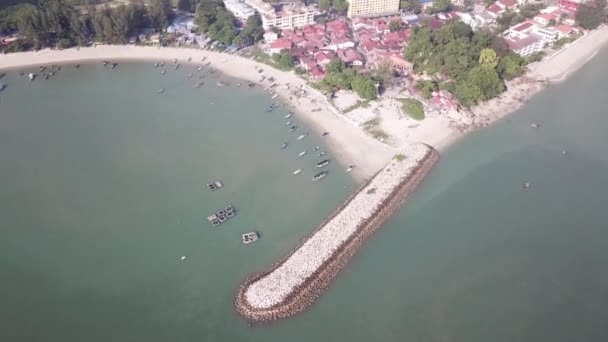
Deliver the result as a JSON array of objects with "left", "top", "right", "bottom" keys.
[
  {"left": 506, "top": 34, "right": 545, "bottom": 57},
  {"left": 347, "top": 0, "right": 400, "bottom": 18},
  {"left": 224, "top": 0, "right": 255, "bottom": 21},
  {"left": 262, "top": 5, "right": 315, "bottom": 29}
]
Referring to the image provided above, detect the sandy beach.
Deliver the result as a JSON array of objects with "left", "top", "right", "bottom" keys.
[
  {"left": 0, "top": 45, "right": 394, "bottom": 183},
  {"left": 1, "top": 26, "right": 607, "bottom": 178}
]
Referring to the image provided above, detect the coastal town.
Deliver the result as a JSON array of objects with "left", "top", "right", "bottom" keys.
[
  {"left": 1, "top": 0, "right": 606, "bottom": 151},
  {"left": 2, "top": 0, "right": 608, "bottom": 325}
]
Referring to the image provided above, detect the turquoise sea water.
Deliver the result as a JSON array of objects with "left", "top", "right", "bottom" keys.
[{"left": 1, "top": 51, "right": 608, "bottom": 341}]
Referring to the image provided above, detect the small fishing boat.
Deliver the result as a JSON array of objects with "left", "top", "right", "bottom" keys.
[
  {"left": 154, "top": 62, "right": 159, "bottom": 68},
  {"left": 28, "top": 73, "right": 35, "bottom": 81},
  {"left": 531, "top": 123, "right": 540, "bottom": 129},
  {"left": 102, "top": 60, "right": 109, "bottom": 66},
  {"left": 319, "top": 152, "right": 326, "bottom": 156},
  {"left": 268, "top": 76, "right": 275, "bottom": 82},
  {"left": 523, "top": 182, "right": 530, "bottom": 191},
  {"left": 160, "top": 62, "right": 165, "bottom": 67},
  {"left": 289, "top": 125, "right": 297, "bottom": 132},
  {"left": 187, "top": 73, "right": 193, "bottom": 78},
  {"left": 194, "top": 82, "right": 204, "bottom": 88},
  {"left": 316, "top": 159, "right": 330, "bottom": 168},
  {"left": 242, "top": 231, "right": 259, "bottom": 244},
  {"left": 346, "top": 165, "right": 355, "bottom": 173},
  {"left": 248, "top": 82, "right": 255, "bottom": 88},
  {"left": 174, "top": 64, "right": 180, "bottom": 70},
  {"left": 265, "top": 105, "right": 275, "bottom": 112},
  {"left": 271, "top": 94, "right": 279, "bottom": 99},
  {"left": 161, "top": 70, "right": 166, "bottom": 74},
  {"left": 207, "top": 180, "right": 224, "bottom": 191},
  {"left": 312, "top": 171, "right": 328, "bottom": 182},
  {"left": 158, "top": 88, "right": 165, "bottom": 94},
  {"left": 298, "top": 150, "right": 307, "bottom": 157},
  {"left": 313, "top": 146, "right": 320, "bottom": 151},
  {"left": 322, "top": 132, "right": 329, "bottom": 136},
  {"left": 111, "top": 63, "right": 117, "bottom": 69},
  {"left": 280, "top": 142, "right": 288, "bottom": 150},
  {"left": 236, "top": 83, "right": 241, "bottom": 87},
  {"left": 263, "top": 86, "right": 270, "bottom": 91},
  {"left": 197, "top": 66, "right": 203, "bottom": 71},
  {"left": 285, "top": 120, "right": 292, "bottom": 126},
  {"left": 284, "top": 112, "right": 293, "bottom": 119},
  {"left": 216, "top": 81, "right": 227, "bottom": 87},
  {"left": 293, "top": 168, "right": 302, "bottom": 175},
  {"left": 173, "top": 58, "right": 178, "bottom": 64},
  {"left": 297, "top": 132, "right": 308, "bottom": 140},
  {"left": 180, "top": 256, "right": 187, "bottom": 260},
  {"left": 0, "top": 83, "right": 5, "bottom": 91}
]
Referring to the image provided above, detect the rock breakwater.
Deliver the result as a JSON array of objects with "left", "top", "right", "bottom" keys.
[{"left": 235, "top": 143, "right": 439, "bottom": 322}]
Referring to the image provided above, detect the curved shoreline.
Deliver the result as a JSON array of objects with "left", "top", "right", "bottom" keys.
[{"left": 235, "top": 144, "right": 439, "bottom": 322}]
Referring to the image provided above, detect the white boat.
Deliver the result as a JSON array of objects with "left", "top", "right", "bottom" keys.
[
  {"left": 346, "top": 165, "right": 355, "bottom": 173},
  {"left": 28, "top": 73, "right": 35, "bottom": 80},
  {"left": 284, "top": 113, "right": 293, "bottom": 119},
  {"left": 298, "top": 150, "right": 307, "bottom": 157},
  {"left": 285, "top": 120, "right": 292, "bottom": 126},
  {"left": 161, "top": 70, "right": 166, "bottom": 74},
  {"left": 312, "top": 171, "right": 328, "bottom": 181},
  {"left": 297, "top": 132, "right": 308, "bottom": 140},
  {"left": 236, "top": 83, "right": 241, "bottom": 87},
  {"left": 313, "top": 146, "right": 320, "bottom": 151},
  {"left": 180, "top": 256, "right": 187, "bottom": 260},
  {"left": 316, "top": 159, "right": 330, "bottom": 168},
  {"left": 158, "top": 88, "right": 165, "bottom": 94},
  {"left": 293, "top": 169, "right": 302, "bottom": 175},
  {"left": 271, "top": 94, "right": 279, "bottom": 99}
]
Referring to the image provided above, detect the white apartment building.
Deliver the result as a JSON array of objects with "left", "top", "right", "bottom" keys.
[
  {"left": 262, "top": 5, "right": 315, "bottom": 29},
  {"left": 347, "top": 0, "right": 400, "bottom": 18},
  {"left": 506, "top": 34, "right": 545, "bottom": 57},
  {"left": 224, "top": 0, "right": 255, "bottom": 21}
]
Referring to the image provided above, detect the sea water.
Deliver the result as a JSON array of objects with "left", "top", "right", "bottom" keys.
[{"left": 1, "top": 50, "right": 608, "bottom": 341}]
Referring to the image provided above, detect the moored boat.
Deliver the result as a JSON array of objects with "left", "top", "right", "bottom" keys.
[
  {"left": 298, "top": 150, "right": 307, "bottom": 157},
  {"left": 293, "top": 169, "right": 302, "bottom": 175},
  {"left": 242, "top": 231, "right": 259, "bottom": 244},
  {"left": 297, "top": 132, "right": 308, "bottom": 140},
  {"left": 346, "top": 165, "right": 355, "bottom": 173},
  {"left": 285, "top": 120, "right": 292, "bottom": 126},
  {"left": 0, "top": 83, "right": 5, "bottom": 91},
  {"left": 312, "top": 171, "right": 328, "bottom": 181},
  {"left": 280, "top": 142, "right": 288, "bottom": 150},
  {"left": 316, "top": 159, "right": 330, "bottom": 168},
  {"left": 289, "top": 125, "right": 297, "bottom": 132},
  {"left": 284, "top": 112, "right": 293, "bottom": 119},
  {"left": 158, "top": 88, "right": 165, "bottom": 94}
]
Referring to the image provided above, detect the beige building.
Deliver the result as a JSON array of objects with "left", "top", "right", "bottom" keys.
[
  {"left": 347, "top": 0, "right": 400, "bottom": 18},
  {"left": 263, "top": 6, "right": 315, "bottom": 30}
]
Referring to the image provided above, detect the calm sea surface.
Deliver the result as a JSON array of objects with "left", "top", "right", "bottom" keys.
[{"left": 1, "top": 51, "right": 607, "bottom": 341}]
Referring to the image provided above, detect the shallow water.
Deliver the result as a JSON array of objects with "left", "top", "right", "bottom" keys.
[{"left": 1, "top": 50, "right": 608, "bottom": 341}]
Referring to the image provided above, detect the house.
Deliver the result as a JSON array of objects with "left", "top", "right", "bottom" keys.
[
  {"left": 487, "top": 4, "right": 505, "bottom": 17},
  {"left": 506, "top": 34, "right": 545, "bottom": 56},
  {"left": 496, "top": 0, "right": 518, "bottom": 10},
  {"left": 337, "top": 48, "right": 365, "bottom": 66},
  {"left": 315, "top": 51, "right": 336, "bottom": 65},
  {"left": 268, "top": 38, "right": 292, "bottom": 54},
  {"left": 299, "top": 56, "right": 318, "bottom": 71},
  {"left": 264, "top": 30, "right": 278, "bottom": 43},
  {"left": 324, "top": 37, "right": 356, "bottom": 51},
  {"left": 310, "top": 67, "right": 326, "bottom": 79},
  {"left": 532, "top": 26, "right": 559, "bottom": 43},
  {"left": 534, "top": 13, "right": 555, "bottom": 26},
  {"left": 555, "top": 24, "right": 576, "bottom": 38},
  {"left": 505, "top": 21, "right": 535, "bottom": 38}
]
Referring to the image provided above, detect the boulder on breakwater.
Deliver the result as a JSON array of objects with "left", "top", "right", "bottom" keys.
[{"left": 235, "top": 143, "right": 439, "bottom": 322}]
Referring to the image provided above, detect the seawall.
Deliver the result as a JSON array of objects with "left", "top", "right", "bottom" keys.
[{"left": 234, "top": 144, "right": 439, "bottom": 322}]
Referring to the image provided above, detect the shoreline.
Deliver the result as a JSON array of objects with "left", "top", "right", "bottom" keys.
[
  {"left": 0, "top": 45, "right": 394, "bottom": 183},
  {"left": 235, "top": 144, "right": 439, "bottom": 322}
]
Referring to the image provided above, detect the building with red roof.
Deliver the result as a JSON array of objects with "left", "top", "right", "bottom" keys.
[
  {"left": 337, "top": 48, "right": 365, "bottom": 66},
  {"left": 486, "top": 4, "right": 505, "bottom": 17},
  {"left": 268, "top": 38, "right": 292, "bottom": 54},
  {"left": 311, "top": 67, "right": 326, "bottom": 79}
]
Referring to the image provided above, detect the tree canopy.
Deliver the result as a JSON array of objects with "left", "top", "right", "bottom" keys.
[
  {"left": 400, "top": 0, "right": 422, "bottom": 14},
  {"left": 576, "top": 0, "right": 606, "bottom": 30},
  {"left": 318, "top": 58, "right": 377, "bottom": 100},
  {"left": 272, "top": 49, "right": 295, "bottom": 69},
  {"left": 195, "top": 0, "right": 238, "bottom": 45},
  {"left": 404, "top": 21, "right": 526, "bottom": 106}
]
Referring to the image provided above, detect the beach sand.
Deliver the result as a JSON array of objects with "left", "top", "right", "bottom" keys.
[{"left": 1, "top": 26, "right": 607, "bottom": 178}]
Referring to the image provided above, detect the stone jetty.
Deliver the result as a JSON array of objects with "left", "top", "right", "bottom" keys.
[{"left": 235, "top": 143, "right": 439, "bottom": 322}]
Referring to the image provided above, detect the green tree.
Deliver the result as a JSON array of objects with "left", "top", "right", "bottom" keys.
[
  {"left": 149, "top": 0, "right": 172, "bottom": 32},
  {"left": 478, "top": 48, "right": 498, "bottom": 69},
  {"left": 415, "top": 80, "right": 437, "bottom": 99},
  {"left": 373, "top": 60, "right": 396, "bottom": 85},
  {"left": 400, "top": 0, "right": 422, "bottom": 14},
  {"left": 430, "top": 0, "right": 451, "bottom": 13},
  {"left": 178, "top": 0, "right": 197, "bottom": 12},
  {"left": 496, "top": 53, "right": 526, "bottom": 80},
  {"left": 576, "top": 3, "right": 604, "bottom": 29},
  {"left": 332, "top": 0, "right": 348, "bottom": 13},
  {"left": 272, "top": 49, "right": 294, "bottom": 69},
  {"left": 389, "top": 20, "right": 402, "bottom": 32},
  {"left": 319, "top": 0, "right": 331, "bottom": 11},
  {"left": 326, "top": 58, "right": 346, "bottom": 73},
  {"left": 351, "top": 75, "right": 377, "bottom": 100}
]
